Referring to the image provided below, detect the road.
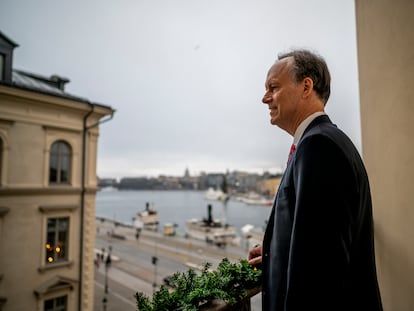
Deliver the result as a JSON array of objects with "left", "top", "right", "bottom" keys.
[{"left": 93, "top": 219, "right": 261, "bottom": 310}]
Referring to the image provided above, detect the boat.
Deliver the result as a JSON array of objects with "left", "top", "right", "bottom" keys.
[
  {"left": 133, "top": 202, "right": 159, "bottom": 231},
  {"left": 204, "top": 187, "right": 229, "bottom": 202},
  {"left": 185, "top": 204, "right": 239, "bottom": 247},
  {"left": 240, "top": 192, "right": 273, "bottom": 206}
]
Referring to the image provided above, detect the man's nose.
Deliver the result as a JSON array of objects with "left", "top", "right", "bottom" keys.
[{"left": 262, "top": 93, "right": 271, "bottom": 104}]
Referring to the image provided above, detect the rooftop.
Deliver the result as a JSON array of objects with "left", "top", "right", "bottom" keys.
[{"left": 0, "top": 30, "right": 112, "bottom": 110}]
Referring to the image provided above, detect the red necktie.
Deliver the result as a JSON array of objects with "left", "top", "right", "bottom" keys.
[{"left": 287, "top": 144, "right": 296, "bottom": 163}]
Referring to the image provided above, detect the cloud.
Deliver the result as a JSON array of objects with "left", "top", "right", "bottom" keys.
[{"left": 1, "top": 0, "right": 361, "bottom": 177}]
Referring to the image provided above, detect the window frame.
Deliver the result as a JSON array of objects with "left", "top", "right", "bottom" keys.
[
  {"left": 0, "top": 123, "right": 12, "bottom": 187},
  {"left": 38, "top": 205, "right": 77, "bottom": 272},
  {"left": 49, "top": 140, "right": 72, "bottom": 185},
  {"left": 45, "top": 217, "right": 70, "bottom": 265},
  {"left": 44, "top": 294, "right": 68, "bottom": 311},
  {"left": 0, "top": 53, "right": 4, "bottom": 81}
]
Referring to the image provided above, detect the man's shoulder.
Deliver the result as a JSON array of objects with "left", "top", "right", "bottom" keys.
[
  {"left": 301, "top": 119, "right": 340, "bottom": 142},
  {"left": 302, "top": 116, "right": 349, "bottom": 142},
  {"left": 299, "top": 119, "right": 361, "bottom": 161}
]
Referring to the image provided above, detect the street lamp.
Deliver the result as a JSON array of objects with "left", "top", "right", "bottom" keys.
[
  {"left": 105, "top": 253, "right": 111, "bottom": 294},
  {"left": 104, "top": 264, "right": 108, "bottom": 294},
  {"left": 173, "top": 224, "right": 179, "bottom": 253},
  {"left": 102, "top": 297, "right": 107, "bottom": 311},
  {"left": 152, "top": 255, "right": 158, "bottom": 294}
]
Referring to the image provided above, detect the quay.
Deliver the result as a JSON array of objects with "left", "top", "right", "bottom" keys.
[{"left": 93, "top": 217, "right": 262, "bottom": 311}]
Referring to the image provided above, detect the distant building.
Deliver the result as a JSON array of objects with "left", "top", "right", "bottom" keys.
[
  {"left": 180, "top": 168, "right": 199, "bottom": 190},
  {"left": 228, "top": 171, "right": 261, "bottom": 193},
  {"left": 198, "top": 172, "right": 225, "bottom": 190},
  {"left": 256, "top": 177, "right": 281, "bottom": 197},
  {"left": 118, "top": 177, "right": 160, "bottom": 189},
  {"left": 0, "top": 31, "right": 114, "bottom": 311},
  {"left": 97, "top": 177, "right": 117, "bottom": 188}
]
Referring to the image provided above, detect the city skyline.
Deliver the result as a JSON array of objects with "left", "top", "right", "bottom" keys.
[{"left": 99, "top": 166, "right": 284, "bottom": 180}]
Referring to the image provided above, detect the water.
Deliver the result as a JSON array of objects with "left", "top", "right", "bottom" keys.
[{"left": 96, "top": 189, "right": 272, "bottom": 236}]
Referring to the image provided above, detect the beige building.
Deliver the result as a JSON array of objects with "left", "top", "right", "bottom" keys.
[
  {"left": 0, "top": 32, "right": 114, "bottom": 310},
  {"left": 356, "top": 0, "right": 414, "bottom": 310},
  {"left": 256, "top": 177, "right": 282, "bottom": 197}
]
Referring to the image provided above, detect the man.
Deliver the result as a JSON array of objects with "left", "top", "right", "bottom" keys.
[{"left": 248, "top": 50, "right": 382, "bottom": 310}]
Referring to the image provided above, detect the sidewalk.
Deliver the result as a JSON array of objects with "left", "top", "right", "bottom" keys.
[{"left": 94, "top": 265, "right": 141, "bottom": 311}]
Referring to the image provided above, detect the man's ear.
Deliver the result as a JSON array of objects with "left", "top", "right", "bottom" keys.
[{"left": 302, "top": 77, "right": 314, "bottom": 98}]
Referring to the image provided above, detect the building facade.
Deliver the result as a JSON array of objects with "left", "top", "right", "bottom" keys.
[
  {"left": 0, "top": 32, "right": 114, "bottom": 310},
  {"left": 256, "top": 177, "right": 281, "bottom": 197}
]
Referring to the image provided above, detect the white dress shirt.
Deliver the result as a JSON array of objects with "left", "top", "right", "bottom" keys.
[{"left": 293, "top": 111, "right": 326, "bottom": 146}]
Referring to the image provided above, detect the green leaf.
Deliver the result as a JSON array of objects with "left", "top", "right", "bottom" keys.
[{"left": 135, "top": 258, "right": 262, "bottom": 311}]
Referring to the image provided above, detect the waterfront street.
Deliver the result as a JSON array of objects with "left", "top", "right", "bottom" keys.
[{"left": 93, "top": 218, "right": 261, "bottom": 311}]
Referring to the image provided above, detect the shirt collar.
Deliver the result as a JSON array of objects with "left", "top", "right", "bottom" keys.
[{"left": 293, "top": 111, "right": 326, "bottom": 146}]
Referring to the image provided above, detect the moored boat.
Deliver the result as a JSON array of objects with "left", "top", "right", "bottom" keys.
[
  {"left": 185, "top": 204, "right": 239, "bottom": 247},
  {"left": 134, "top": 202, "right": 159, "bottom": 231},
  {"left": 239, "top": 192, "right": 273, "bottom": 206}
]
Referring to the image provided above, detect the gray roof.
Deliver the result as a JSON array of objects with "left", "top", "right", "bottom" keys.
[
  {"left": 0, "top": 30, "right": 112, "bottom": 111},
  {"left": 2, "top": 69, "right": 112, "bottom": 110},
  {"left": 10, "top": 69, "right": 91, "bottom": 103}
]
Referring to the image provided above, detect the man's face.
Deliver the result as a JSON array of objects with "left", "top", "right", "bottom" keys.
[{"left": 262, "top": 58, "right": 302, "bottom": 134}]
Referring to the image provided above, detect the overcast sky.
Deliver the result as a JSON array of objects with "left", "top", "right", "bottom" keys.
[{"left": 0, "top": 0, "right": 360, "bottom": 178}]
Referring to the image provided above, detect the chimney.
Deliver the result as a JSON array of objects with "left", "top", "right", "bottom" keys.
[{"left": 50, "top": 75, "right": 70, "bottom": 91}]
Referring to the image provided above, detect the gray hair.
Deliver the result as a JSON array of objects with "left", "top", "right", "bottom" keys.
[{"left": 278, "top": 49, "right": 331, "bottom": 105}]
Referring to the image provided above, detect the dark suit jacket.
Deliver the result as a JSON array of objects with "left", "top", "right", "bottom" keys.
[{"left": 262, "top": 115, "right": 382, "bottom": 310}]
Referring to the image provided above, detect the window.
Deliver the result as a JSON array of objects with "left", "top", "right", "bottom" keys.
[
  {"left": 44, "top": 295, "right": 67, "bottom": 311},
  {"left": 0, "top": 53, "right": 4, "bottom": 80},
  {"left": 0, "top": 138, "right": 2, "bottom": 185},
  {"left": 49, "top": 141, "right": 71, "bottom": 184},
  {"left": 45, "top": 217, "right": 69, "bottom": 264}
]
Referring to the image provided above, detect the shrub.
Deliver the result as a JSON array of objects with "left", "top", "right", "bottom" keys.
[{"left": 135, "top": 258, "right": 261, "bottom": 311}]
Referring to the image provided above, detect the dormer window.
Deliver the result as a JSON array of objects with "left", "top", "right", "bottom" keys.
[
  {"left": 0, "top": 31, "right": 18, "bottom": 83},
  {"left": 0, "top": 53, "right": 4, "bottom": 80}
]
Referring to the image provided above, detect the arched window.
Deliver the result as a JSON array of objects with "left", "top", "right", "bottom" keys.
[{"left": 49, "top": 140, "right": 71, "bottom": 184}]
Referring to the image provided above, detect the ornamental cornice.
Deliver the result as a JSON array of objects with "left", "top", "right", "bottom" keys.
[{"left": 0, "top": 186, "right": 98, "bottom": 196}]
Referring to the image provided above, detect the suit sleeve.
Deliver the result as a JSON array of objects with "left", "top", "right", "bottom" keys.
[{"left": 285, "top": 134, "right": 356, "bottom": 310}]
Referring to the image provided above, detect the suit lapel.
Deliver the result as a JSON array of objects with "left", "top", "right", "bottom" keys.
[{"left": 264, "top": 115, "right": 333, "bottom": 246}]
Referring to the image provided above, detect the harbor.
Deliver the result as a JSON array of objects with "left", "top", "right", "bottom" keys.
[
  {"left": 96, "top": 189, "right": 271, "bottom": 238},
  {"left": 93, "top": 189, "right": 269, "bottom": 310}
]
